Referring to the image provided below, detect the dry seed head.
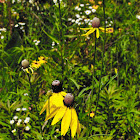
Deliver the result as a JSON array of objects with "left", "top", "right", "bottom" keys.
[
  {"left": 21, "top": 59, "right": 29, "bottom": 69},
  {"left": 63, "top": 93, "right": 74, "bottom": 107},
  {"left": 52, "top": 80, "right": 63, "bottom": 93},
  {"left": 92, "top": 17, "right": 100, "bottom": 28}
]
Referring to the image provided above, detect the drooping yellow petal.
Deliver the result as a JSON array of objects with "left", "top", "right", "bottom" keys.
[
  {"left": 83, "top": 28, "right": 95, "bottom": 36},
  {"left": 80, "top": 27, "right": 93, "bottom": 30},
  {"left": 99, "top": 27, "right": 105, "bottom": 32},
  {"left": 70, "top": 108, "right": 78, "bottom": 138},
  {"left": 52, "top": 93, "right": 64, "bottom": 107},
  {"left": 77, "top": 120, "right": 81, "bottom": 135},
  {"left": 96, "top": 28, "right": 100, "bottom": 38},
  {"left": 45, "top": 107, "right": 59, "bottom": 121},
  {"left": 61, "top": 107, "right": 71, "bottom": 136},
  {"left": 51, "top": 106, "right": 67, "bottom": 125},
  {"left": 40, "top": 100, "right": 49, "bottom": 115}
]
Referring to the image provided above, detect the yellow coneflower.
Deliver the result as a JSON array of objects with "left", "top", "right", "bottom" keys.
[
  {"left": 80, "top": 17, "right": 113, "bottom": 39},
  {"left": 31, "top": 60, "right": 41, "bottom": 69},
  {"left": 44, "top": 93, "right": 81, "bottom": 138},
  {"left": 38, "top": 56, "right": 47, "bottom": 64}
]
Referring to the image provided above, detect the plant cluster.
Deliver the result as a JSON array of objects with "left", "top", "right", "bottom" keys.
[{"left": 0, "top": 0, "right": 140, "bottom": 139}]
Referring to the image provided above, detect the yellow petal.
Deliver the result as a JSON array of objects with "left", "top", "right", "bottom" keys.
[
  {"left": 52, "top": 93, "right": 64, "bottom": 107},
  {"left": 70, "top": 108, "right": 78, "bottom": 138},
  {"left": 61, "top": 107, "right": 71, "bottom": 136},
  {"left": 99, "top": 27, "right": 105, "bottom": 32},
  {"left": 45, "top": 107, "right": 59, "bottom": 121},
  {"left": 40, "top": 100, "right": 49, "bottom": 115},
  {"left": 60, "top": 91, "right": 67, "bottom": 97},
  {"left": 96, "top": 28, "right": 100, "bottom": 38},
  {"left": 51, "top": 106, "right": 66, "bottom": 125},
  {"left": 77, "top": 120, "right": 81, "bottom": 135},
  {"left": 80, "top": 27, "right": 92, "bottom": 30},
  {"left": 84, "top": 28, "right": 95, "bottom": 36}
]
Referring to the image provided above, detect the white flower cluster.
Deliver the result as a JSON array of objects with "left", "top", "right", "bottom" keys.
[
  {"left": 16, "top": 107, "right": 27, "bottom": 111},
  {"left": 10, "top": 116, "right": 30, "bottom": 133},
  {"left": 33, "top": 40, "right": 40, "bottom": 46},
  {"left": 15, "top": 22, "right": 26, "bottom": 32},
  {"left": 68, "top": 3, "right": 96, "bottom": 26}
]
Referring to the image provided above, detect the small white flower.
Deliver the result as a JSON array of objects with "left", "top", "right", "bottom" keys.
[
  {"left": 84, "top": 19, "right": 90, "bottom": 23},
  {"left": 53, "top": 0, "right": 57, "bottom": 4},
  {"left": 75, "top": 14, "right": 80, "bottom": 18},
  {"left": 25, "top": 126, "right": 30, "bottom": 131},
  {"left": 68, "top": 18, "right": 72, "bottom": 21},
  {"left": 91, "top": 9, "right": 96, "bottom": 13},
  {"left": 80, "top": 4, "right": 84, "bottom": 7},
  {"left": 20, "top": 26, "right": 24, "bottom": 30},
  {"left": 85, "top": 10, "right": 91, "bottom": 15},
  {"left": 18, "top": 119, "right": 22, "bottom": 123},
  {"left": 71, "top": 19, "right": 75, "bottom": 23},
  {"left": 24, "top": 119, "right": 29, "bottom": 124},
  {"left": 52, "top": 41, "right": 55, "bottom": 46},
  {"left": 18, "top": 22, "right": 26, "bottom": 26},
  {"left": 17, "top": 122, "right": 20, "bottom": 126},
  {"left": 15, "top": 24, "right": 18, "bottom": 27},
  {"left": 13, "top": 116, "right": 18, "bottom": 120},
  {"left": 12, "top": 0, "right": 15, "bottom": 3},
  {"left": 88, "top": 6, "right": 93, "bottom": 9},
  {"left": 12, "top": 129, "right": 16, "bottom": 133},
  {"left": 10, "top": 120, "right": 14, "bottom": 124},
  {"left": 29, "top": 0, "right": 34, "bottom": 4},
  {"left": 16, "top": 108, "right": 20, "bottom": 111},
  {"left": 110, "top": 21, "right": 113, "bottom": 24},
  {"left": 24, "top": 93, "right": 28, "bottom": 96},
  {"left": 136, "top": 15, "right": 140, "bottom": 20},
  {"left": 22, "top": 108, "right": 27, "bottom": 111},
  {"left": 75, "top": 19, "right": 80, "bottom": 24},
  {"left": 33, "top": 39, "right": 37, "bottom": 43},
  {"left": 88, "top": 22, "right": 92, "bottom": 26},
  {"left": 77, "top": 7, "right": 81, "bottom": 11},
  {"left": 1, "top": 36, "right": 4, "bottom": 39},
  {"left": 74, "top": 6, "right": 79, "bottom": 10},
  {"left": 139, "top": 132, "right": 140, "bottom": 135}
]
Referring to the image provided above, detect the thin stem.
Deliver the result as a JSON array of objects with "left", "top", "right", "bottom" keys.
[{"left": 58, "top": 0, "right": 64, "bottom": 80}]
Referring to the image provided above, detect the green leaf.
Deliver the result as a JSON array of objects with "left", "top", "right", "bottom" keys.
[{"left": 69, "top": 78, "right": 81, "bottom": 90}]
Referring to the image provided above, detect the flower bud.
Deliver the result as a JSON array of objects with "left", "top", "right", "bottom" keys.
[
  {"left": 21, "top": 59, "right": 29, "bottom": 69},
  {"left": 52, "top": 80, "right": 62, "bottom": 93},
  {"left": 92, "top": 17, "right": 100, "bottom": 28},
  {"left": 63, "top": 93, "right": 74, "bottom": 107}
]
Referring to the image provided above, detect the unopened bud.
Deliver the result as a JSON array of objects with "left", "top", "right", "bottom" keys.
[
  {"left": 92, "top": 17, "right": 100, "bottom": 28},
  {"left": 52, "top": 80, "right": 62, "bottom": 93},
  {"left": 21, "top": 59, "right": 29, "bottom": 69},
  {"left": 63, "top": 93, "right": 74, "bottom": 107}
]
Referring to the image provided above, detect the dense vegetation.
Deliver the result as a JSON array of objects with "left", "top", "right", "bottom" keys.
[{"left": 0, "top": 0, "right": 140, "bottom": 139}]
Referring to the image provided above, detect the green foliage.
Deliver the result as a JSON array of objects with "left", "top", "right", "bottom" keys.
[{"left": 0, "top": 0, "right": 140, "bottom": 139}]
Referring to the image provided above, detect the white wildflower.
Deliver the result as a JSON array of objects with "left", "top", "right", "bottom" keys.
[
  {"left": 91, "top": 9, "right": 96, "bottom": 13},
  {"left": 25, "top": 126, "right": 30, "bottom": 131},
  {"left": 75, "top": 14, "right": 80, "bottom": 18},
  {"left": 16, "top": 108, "right": 20, "bottom": 111},
  {"left": 10, "top": 120, "right": 14, "bottom": 124},
  {"left": 1, "top": 36, "right": 4, "bottom": 39},
  {"left": 136, "top": 15, "right": 140, "bottom": 20},
  {"left": 15, "top": 24, "right": 18, "bottom": 27},
  {"left": 18, "top": 22, "right": 26, "bottom": 26},
  {"left": 80, "top": 4, "right": 84, "bottom": 7},
  {"left": 85, "top": 10, "right": 91, "bottom": 15},
  {"left": 13, "top": 116, "right": 18, "bottom": 120},
  {"left": 12, "top": 129, "right": 16, "bottom": 133},
  {"left": 22, "top": 108, "right": 27, "bottom": 111},
  {"left": 24, "top": 93, "right": 28, "bottom": 96}
]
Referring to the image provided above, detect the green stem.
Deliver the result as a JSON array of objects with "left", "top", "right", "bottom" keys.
[{"left": 58, "top": 0, "right": 64, "bottom": 80}]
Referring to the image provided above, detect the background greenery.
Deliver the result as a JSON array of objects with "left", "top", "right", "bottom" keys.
[{"left": 0, "top": 0, "right": 140, "bottom": 139}]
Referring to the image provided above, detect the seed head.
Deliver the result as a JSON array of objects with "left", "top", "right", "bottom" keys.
[
  {"left": 92, "top": 17, "right": 100, "bottom": 28},
  {"left": 52, "top": 80, "right": 62, "bottom": 93},
  {"left": 63, "top": 93, "right": 74, "bottom": 107},
  {"left": 21, "top": 59, "right": 29, "bottom": 69}
]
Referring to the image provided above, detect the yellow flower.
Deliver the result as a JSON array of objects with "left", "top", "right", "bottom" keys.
[
  {"left": 40, "top": 91, "right": 67, "bottom": 120},
  {"left": 80, "top": 17, "right": 113, "bottom": 39},
  {"left": 31, "top": 60, "right": 41, "bottom": 69},
  {"left": 40, "top": 92, "right": 81, "bottom": 138},
  {"left": 92, "top": 5, "right": 99, "bottom": 10},
  {"left": 38, "top": 56, "right": 47, "bottom": 64}
]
